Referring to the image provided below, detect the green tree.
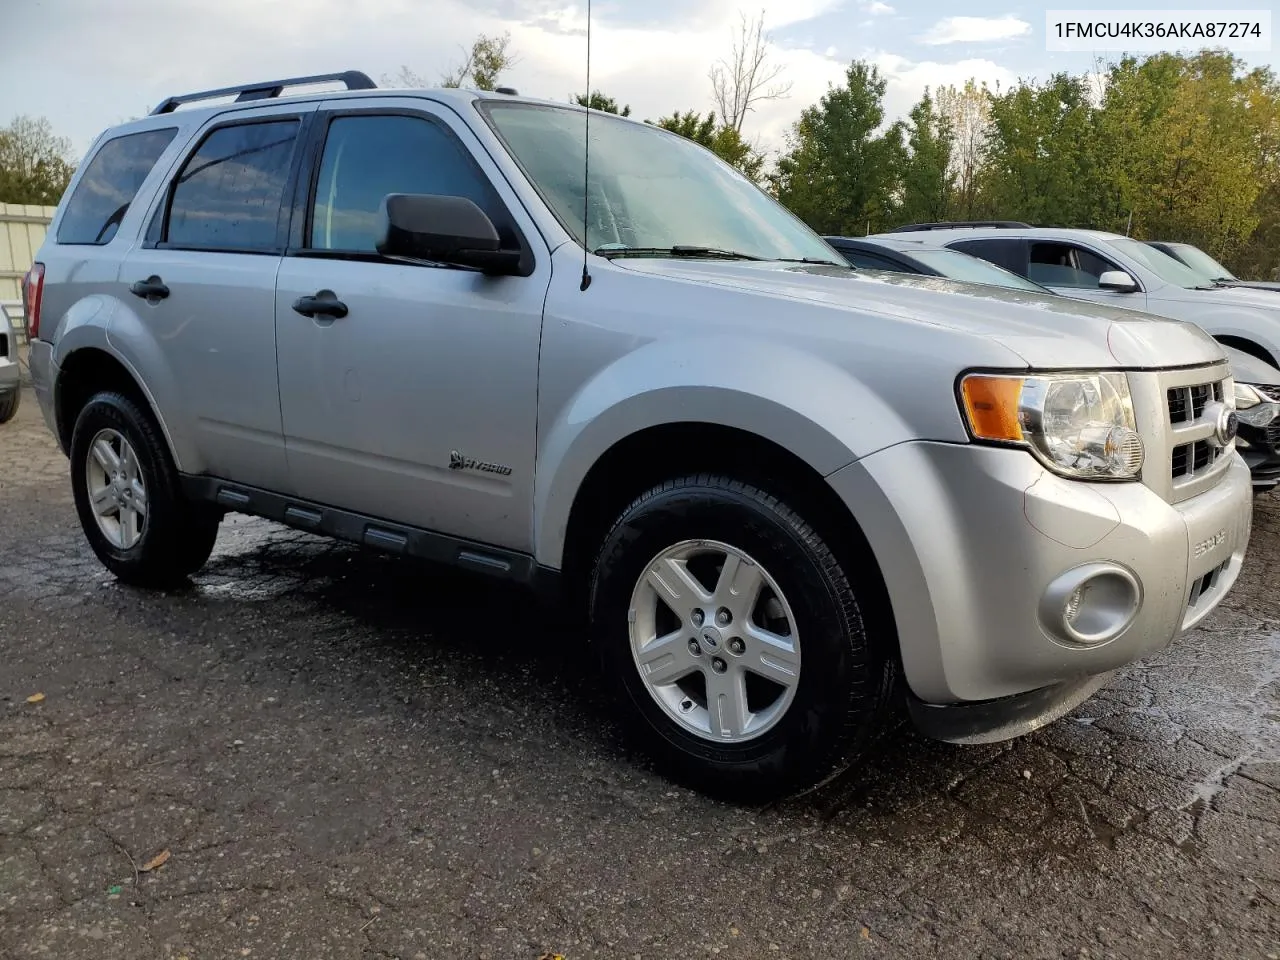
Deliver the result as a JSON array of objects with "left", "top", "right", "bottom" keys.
[
  {"left": 0, "top": 116, "right": 76, "bottom": 205},
  {"left": 1094, "top": 51, "right": 1265, "bottom": 261},
  {"left": 386, "top": 32, "right": 518, "bottom": 92},
  {"left": 573, "top": 91, "right": 631, "bottom": 116},
  {"left": 974, "top": 72, "right": 1101, "bottom": 226},
  {"left": 895, "top": 89, "right": 954, "bottom": 226},
  {"left": 768, "top": 61, "right": 904, "bottom": 235},
  {"left": 651, "top": 110, "right": 765, "bottom": 181}
]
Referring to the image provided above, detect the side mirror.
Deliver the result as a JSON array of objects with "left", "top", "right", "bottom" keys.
[
  {"left": 375, "top": 193, "right": 521, "bottom": 275},
  {"left": 1098, "top": 270, "right": 1138, "bottom": 292}
]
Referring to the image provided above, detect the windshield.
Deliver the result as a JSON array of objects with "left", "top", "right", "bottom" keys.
[
  {"left": 1169, "top": 243, "right": 1237, "bottom": 282},
  {"left": 481, "top": 102, "right": 841, "bottom": 264},
  {"left": 1105, "top": 237, "right": 1209, "bottom": 288},
  {"left": 906, "top": 247, "right": 1051, "bottom": 292}
]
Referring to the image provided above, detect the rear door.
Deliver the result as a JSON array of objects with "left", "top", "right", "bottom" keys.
[
  {"left": 120, "top": 104, "right": 316, "bottom": 491},
  {"left": 273, "top": 98, "right": 550, "bottom": 551}
]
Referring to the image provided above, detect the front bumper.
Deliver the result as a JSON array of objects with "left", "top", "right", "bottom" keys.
[
  {"left": 827, "top": 441, "right": 1252, "bottom": 711},
  {"left": 0, "top": 355, "right": 17, "bottom": 393},
  {"left": 1237, "top": 420, "right": 1280, "bottom": 490}
]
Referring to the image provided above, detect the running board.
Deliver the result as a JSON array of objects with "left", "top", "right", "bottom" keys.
[{"left": 180, "top": 475, "right": 544, "bottom": 585}]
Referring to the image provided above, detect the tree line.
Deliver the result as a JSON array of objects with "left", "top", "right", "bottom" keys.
[{"left": 3, "top": 22, "right": 1276, "bottom": 280}]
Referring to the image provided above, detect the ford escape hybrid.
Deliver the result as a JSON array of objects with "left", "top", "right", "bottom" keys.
[{"left": 25, "top": 72, "right": 1253, "bottom": 799}]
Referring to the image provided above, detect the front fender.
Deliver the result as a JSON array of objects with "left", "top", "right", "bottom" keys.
[
  {"left": 532, "top": 336, "right": 916, "bottom": 568},
  {"left": 1187, "top": 309, "right": 1280, "bottom": 366}
]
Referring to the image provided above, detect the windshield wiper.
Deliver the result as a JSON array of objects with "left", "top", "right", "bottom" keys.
[
  {"left": 775, "top": 256, "right": 848, "bottom": 267},
  {"left": 594, "top": 245, "right": 765, "bottom": 261}
]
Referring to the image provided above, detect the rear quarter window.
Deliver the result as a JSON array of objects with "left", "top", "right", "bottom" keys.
[{"left": 56, "top": 128, "right": 178, "bottom": 245}]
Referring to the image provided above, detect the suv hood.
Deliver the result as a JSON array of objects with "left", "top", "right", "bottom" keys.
[{"left": 614, "top": 259, "right": 1225, "bottom": 368}]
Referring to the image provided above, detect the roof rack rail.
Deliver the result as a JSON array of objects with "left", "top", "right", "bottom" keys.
[
  {"left": 150, "top": 70, "right": 377, "bottom": 115},
  {"left": 894, "top": 220, "right": 1031, "bottom": 232}
]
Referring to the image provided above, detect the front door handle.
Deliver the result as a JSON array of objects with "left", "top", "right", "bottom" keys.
[
  {"left": 129, "top": 276, "right": 170, "bottom": 302},
  {"left": 292, "top": 290, "right": 348, "bottom": 320}
]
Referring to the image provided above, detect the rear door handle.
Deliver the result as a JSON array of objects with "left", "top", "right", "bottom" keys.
[
  {"left": 129, "top": 276, "right": 169, "bottom": 302},
  {"left": 292, "top": 290, "right": 348, "bottom": 320}
]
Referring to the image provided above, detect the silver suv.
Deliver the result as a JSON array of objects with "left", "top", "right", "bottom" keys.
[{"left": 24, "top": 73, "right": 1254, "bottom": 799}]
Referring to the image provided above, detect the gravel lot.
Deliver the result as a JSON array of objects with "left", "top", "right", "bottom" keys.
[{"left": 2, "top": 382, "right": 1278, "bottom": 959}]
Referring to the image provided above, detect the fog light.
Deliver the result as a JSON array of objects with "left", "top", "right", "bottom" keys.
[{"left": 1039, "top": 562, "right": 1142, "bottom": 647}]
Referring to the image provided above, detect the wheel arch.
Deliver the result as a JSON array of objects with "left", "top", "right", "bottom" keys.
[
  {"left": 553, "top": 420, "right": 899, "bottom": 662},
  {"left": 1214, "top": 334, "right": 1278, "bottom": 368},
  {"left": 54, "top": 344, "right": 187, "bottom": 472}
]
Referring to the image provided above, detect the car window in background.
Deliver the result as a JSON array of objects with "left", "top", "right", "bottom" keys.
[
  {"left": 1104, "top": 237, "right": 1208, "bottom": 288},
  {"left": 909, "top": 248, "right": 1050, "bottom": 292},
  {"left": 309, "top": 114, "right": 514, "bottom": 253},
  {"left": 1028, "top": 242, "right": 1120, "bottom": 288},
  {"left": 164, "top": 120, "right": 300, "bottom": 252},
  {"left": 482, "top": 102, "right": 840, "bottom": 264},
  {"left": 56, "top": 128, "right": 178, "bottom": 245},
  {"left": 1169, "top": 243, "right": 1238, "bottom": 282},
  {"left": 840, "top": 250, "right": 910, "bottom": 272}
]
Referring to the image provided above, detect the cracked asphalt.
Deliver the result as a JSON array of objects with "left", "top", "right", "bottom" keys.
[{"left": 1, "top": 382, "right": 1279, "bottom": 960}]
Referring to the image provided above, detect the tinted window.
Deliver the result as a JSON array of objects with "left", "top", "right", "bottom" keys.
[
  {"left": 165, "top": 120, "right": 299, "bottom": 252},
  {"left": 950, "top": 238, "right": 1026, "bottom": 275},
  {"left": 908, "top": 248, "right": 1050, "bottom": 292},
  {"left": 57, "top": 128, "right": 177, "bottom": 245},
  {"left": 843, "top": 250, "right": 913, "bottom": 273},
  {"left": 309, "top": 114, "right": 511, "bottom": 252},
  {"left": 1028, "top": 242, "right": 1119, "bottom": 288}
]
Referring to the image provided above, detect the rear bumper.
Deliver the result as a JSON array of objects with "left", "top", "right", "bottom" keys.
[
  {"left": 827, "top": 441, "right": 1252, "bottom": 711},
  {"left": 27, "top": 338, "right": 58, "bottom": 441}
]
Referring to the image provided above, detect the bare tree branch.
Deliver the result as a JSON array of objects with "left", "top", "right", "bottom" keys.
[{"left": 709, "top": 9, "right": 793, "bottom": 133}]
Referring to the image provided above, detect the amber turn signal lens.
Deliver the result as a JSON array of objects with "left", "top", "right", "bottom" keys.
[{"left": 960, "top": 375, "right": 1024, "bottom": 442}]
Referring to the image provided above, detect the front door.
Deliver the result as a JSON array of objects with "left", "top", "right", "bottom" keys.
[
  {"left": 274, "top": 99, "right": 550, "bottom": 552},
  {"left": 120, "top": 108, "right": 314, "bottom": 491},
  {"left": 1026, "top": 240, "right": 1150, "bottom": 311}
]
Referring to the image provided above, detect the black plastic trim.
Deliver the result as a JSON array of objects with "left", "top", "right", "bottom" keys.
[
  {"left": 181, "top": 475, "right": 541, "bottom": 584},
  {"left": 907, "top": 670, "right": 1117, "bottom": 744}
]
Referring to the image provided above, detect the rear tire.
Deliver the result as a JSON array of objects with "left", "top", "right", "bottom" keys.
[
  {"left": 589, "top": 474, "right": 896, "bottom": 802},
  {"left": 0, "top": 389, "right": 18, "bottom": 424},
  {"left": 70, "top": 391, "right": 221, "bottom": 587}
]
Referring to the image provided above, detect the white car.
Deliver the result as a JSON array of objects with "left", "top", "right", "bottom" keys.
[{"left": 878, "top": 223, "right": 1280, "bottom": 368}]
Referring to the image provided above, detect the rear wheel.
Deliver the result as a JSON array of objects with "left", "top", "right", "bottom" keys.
[
  {"left": 590, "top": 474, "right": 896, "bottom": 801},
  {"left": 0, "top": 389, "right": 18, "bottom": 424},
  {"left": 70, "top": 391, "right": 221, "bottom": 587}
]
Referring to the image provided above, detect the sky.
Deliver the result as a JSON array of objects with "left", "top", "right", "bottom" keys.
[{"left": 2, "top": 0, "right": 1275, "bottom": 161}]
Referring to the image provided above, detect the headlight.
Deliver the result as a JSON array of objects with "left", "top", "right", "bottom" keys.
[
  {"left": 959, "top": 372, "right": 1145, "bottom": 480},
  {"left": 1234, "top": 382, "right": 1280, "bottom": 427}
]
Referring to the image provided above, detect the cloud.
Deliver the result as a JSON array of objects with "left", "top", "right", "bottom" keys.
[
  {"left": 860, "top": 1, "right": 894, "bottom": 14},
  {"left": 919, "top": 15, "right": 1031, "bottom": 46},
  {"left": 868, "top": 52, "right": 1016, "bottom": 119}
]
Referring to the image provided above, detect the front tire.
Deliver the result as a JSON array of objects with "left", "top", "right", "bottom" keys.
[
  {"left": 590, "top": 474, "right": 896, "bottom": 802},
  {"left": 0, "top": 389, "right": 18, "bottom": 424},
  {"left": 70, "top": 391, "right": 221, "bottom": 587}
]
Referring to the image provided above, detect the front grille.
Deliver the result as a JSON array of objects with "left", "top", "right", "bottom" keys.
[
  {"left": 1267, "top": 422, "right": 1280, "bottom": 452},
  {"left": 1140, "top": 363, "right": 1233, "bottom": 503}
]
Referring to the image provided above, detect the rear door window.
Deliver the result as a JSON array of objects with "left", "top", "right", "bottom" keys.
[
  {"left": 56, "top": 128, "right": 178, "bottom": 245},
  {"left": 162, "top": 119, "right": 301, "bottom": 253}
]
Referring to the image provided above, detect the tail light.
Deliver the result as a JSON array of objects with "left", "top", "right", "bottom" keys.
[{"left": 22, "top": 262, "right": 45, "bottom": 340}]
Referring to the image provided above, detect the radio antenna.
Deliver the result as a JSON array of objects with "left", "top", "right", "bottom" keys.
[{"left": 579, "top": 0, "right": 593, "bottom": 291}]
